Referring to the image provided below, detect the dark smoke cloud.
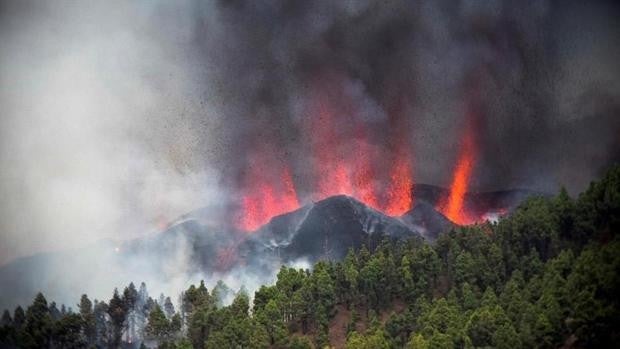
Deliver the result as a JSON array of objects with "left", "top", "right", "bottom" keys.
[
  {"left": 0, "top": 0, "right": 618, "bottom": 264},
  {"left": 194, "top": 0, "right": 620, "bottom": 196}
]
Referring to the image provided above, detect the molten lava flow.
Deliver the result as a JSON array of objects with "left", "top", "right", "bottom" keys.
[
  {"left": 238, "top": 183, "right": 276, "bottom": 231},
  {"left": 382, "top": 94, "right": 414, "bottom": 216},
  {"left": 302, "top": 81, "right": 416, "bottom": 215},
  {"left": 236, "top": 150, "right": 300, "bottom": 232},
  {"left": 307, "top": 88, "right": 356, "bottom": 200},
  {"left": 384, "top": 152, "right": 413, "bottom": 215},
  {"left": 352, "top": 129, "right": 380, "bottom": 210},
  {"left": 331, "top": 163, "right": 354, "bottom": 197},
  {"left": 441, "top": 91, "right": 481, "bottom": 225},
  {"left": 235, "top": 77, "right": 419, "bottom": 231},
  {"left": 442, "top": 135, "right": 475, "bottom": 225},
  {"left": 238, "top": 195, "right": 261, "bottom": 231}
]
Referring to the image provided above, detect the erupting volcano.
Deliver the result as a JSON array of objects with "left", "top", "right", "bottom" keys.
[
  {"left": 232, "top": 79, "right": 501, "bottom": 231},
  {"left": 236, "top": 147, "right": 299, "bottom": 231},
  {"left": 384, "top": 151, "right": 414, "bottom": 216},
  {"left": 441, "top": 131, "right": 475, "bottom": 225},
  {"left": 234, "top": 78, "right": 419, "bottom": 231},
  {"left": 437, "top": 84, "right": 485, "bottom": 225}
]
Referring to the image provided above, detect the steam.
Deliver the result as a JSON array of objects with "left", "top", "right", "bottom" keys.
[{"left": 0, "top": 1, "right": 225, "bottom": 265}]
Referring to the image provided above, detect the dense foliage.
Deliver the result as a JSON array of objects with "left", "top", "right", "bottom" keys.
[{"left": 1, "top": 165, "right": 619, "bottom": 348}]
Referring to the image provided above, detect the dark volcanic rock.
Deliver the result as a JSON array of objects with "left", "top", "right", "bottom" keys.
[
  {"left": 245, "top": 195, "right": 421, "bottom": 264},
  {"left": 400, "top": 202, "right": 454, "bottom": 241}
]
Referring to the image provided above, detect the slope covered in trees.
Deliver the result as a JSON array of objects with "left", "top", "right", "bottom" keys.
[{"left": 1, "top": 165, "right": 619, "bottom": 348}]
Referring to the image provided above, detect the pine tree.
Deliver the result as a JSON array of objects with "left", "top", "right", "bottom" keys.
[
  {"left": 145, "top": 304, "right": 171, "bottom": 342},
  {"left": 406, "top": 333, "right": 429, "bottom": 349},
  {"left": 163, "top": 297, "right": 175, "bottom": 319},
  {"left": 48, "top": 302, "right": 61, "bottom": 320},
  {"left": 256, "top": 299, "right": 287, "bottom": 346},
  {"left": 78, "top": 294, "right": 96, "bottom": 346},
  {"left": 123, "top": 282, "right": 139, "bottom": 342},
  {"left": 107, "top": 288, "right": 127, "bottom": 347},
  {"left": 13, "top": 306, "right": 25, "bottom": 329},
  {"left": 52, "top": 313, "right": 86, "bottom": 348},
  {"left": 344, "top": 249, "right": 360, "bottom": 307},
  {"left": 230, "top": 291, "right": 250, "bottom": 319},
  {"left": 0, "top": 310, "right": 11, "bottom": 327},
  {"left": 93, "top": 300, "right": 109, "bottom": 348},
  {"left": 211, "top": 280, "right": 231, "bottom": 308},
  {"left": 22, "top": 293, "right": 52, "bottom": 349}
]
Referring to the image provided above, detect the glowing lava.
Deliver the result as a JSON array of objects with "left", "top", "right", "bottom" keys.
[
  {"left": 307, "top": 92, "right": 356, "bottom": 200},
  {"left": 352, "top": 128, "right": 380, "bottom": 210},
  {"left": 303, "top": 79, "right": 414, "bottom": 215},
  {"left": 384, "top": 151, "right": 413, "bottom": 215},
  {"left": 442, "top": 132, "right": 475, "bottom": 224},
  {"left": 234, "top": 78, "right": 417, "bottom": 231},
  {"left": 383, "top": 94, "right": 414, "bottom": 216},
  {"left": 236, "top": 150, "right": 299, "bottom": 231},
  {"left": 440, "top": 86, "right": 482, "bottom": 225}
]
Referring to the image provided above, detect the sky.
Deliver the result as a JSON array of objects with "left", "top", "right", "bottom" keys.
[{"left": 0, "top": 0, "right": 619, "bottom": 266}]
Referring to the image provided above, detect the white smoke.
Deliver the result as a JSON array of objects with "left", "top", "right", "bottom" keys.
[{"left": 0, "top": 0, "right": 224, "bottom": 265}]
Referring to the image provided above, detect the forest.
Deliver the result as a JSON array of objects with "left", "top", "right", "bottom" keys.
[{"left": 1, "top": 165, "right": 619, "bottom": 349}]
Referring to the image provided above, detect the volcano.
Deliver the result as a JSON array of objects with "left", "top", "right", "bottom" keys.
[
  {"left": 0, "top": 184, "right": 540, "bottom": 310},
  {"left": 400, "top": 202, "right": 453, "bottom": 241},
  {"left": 241, "top": 195, "right": 422, "bottom": 265},
  {"left": 237, "top": 184, "right": 541, "bottom": 259}
]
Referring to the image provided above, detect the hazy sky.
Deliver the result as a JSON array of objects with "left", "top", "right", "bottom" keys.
[
  {"left": 0, "top": 0, "right": 618, "bottom": 265},
  {"left": 0, "top": 1, "right": 227, "bottom": 265}
]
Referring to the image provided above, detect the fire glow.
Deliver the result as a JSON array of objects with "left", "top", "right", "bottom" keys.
[
  {"left": 438, "top": 89, "right": 482, "bottom": 225},
  {"left": 234, "top": 81, "right": 483, "bottom": 231},
  {"left": 440, "top": 131, "right": 475, "bottom": 225},
  {"left": 235, "top": 147, "right": 300, "bottom": 231}
]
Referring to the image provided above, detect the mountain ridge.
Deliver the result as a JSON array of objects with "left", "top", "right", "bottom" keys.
[{"left": 0, "top": 186, "right": 535, "bottom": 310}]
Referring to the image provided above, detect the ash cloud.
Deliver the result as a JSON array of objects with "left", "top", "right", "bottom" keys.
[
  {"left": 0, "top": 0, "right": 619, "bottom": 308},
  {"left": 195, "top": 0, "right": 620, "bottom": 195}
]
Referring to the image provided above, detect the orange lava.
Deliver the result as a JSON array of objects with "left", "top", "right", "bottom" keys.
[
  {"left": 352, "top": 128, "right": 380, "bottom": 210},
  {"left": 383, "top": 93, "right": 414, "bottom": 216},
  {"left": 384, "top": 151, "right": 413, "bottom": 215},
  {"left": 234, "top": 78, "right": 417, "bottom": 231},
  {"left": 236, "top": 149, "right": 299, "bottom": 232},
  {"left": 442, "top": 133, "right": 475, "bottom": 224},
  {"left": 304, "top": 82, "right": 413, "bottom": 214},
  {"left": 440, "top": 87, "right": 481, "bottom": 225},
  {"left": 308, "top": 93, "right": 356, "bottom": 200}
]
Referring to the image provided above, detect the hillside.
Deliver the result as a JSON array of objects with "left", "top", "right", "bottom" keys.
[
  {"left": 0, "top": 184, "right": 534, "bottom": 313},
  {"left": 1, "top": 166, "right": 619, "bottom": 348}
]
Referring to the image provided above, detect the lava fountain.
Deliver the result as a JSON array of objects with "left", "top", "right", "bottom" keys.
[
  {"left": 439, "top": 85, "right": 482, "bottom": 225},
  {"left": 236, "top": 147, "right": 300, "bottom": 231},
  {"left": 383, "top": 93, "right": 414, "bottom": 216},
  {"left": 384, "top": 150, "right": 413, "bottom": 215},
  {"left": 304, "top": 78, "right": 413, "bottom": 214},
  {"left": 234, "top": 77, "right": 418, "bottom": 231},
  {"left": 441, "top": 130, "right": 475, "bottom": 224}
]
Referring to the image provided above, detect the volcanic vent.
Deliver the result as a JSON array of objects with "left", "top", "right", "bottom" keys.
[{"left": 225, "top": 69, "right": 524, "bottom": 236}]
